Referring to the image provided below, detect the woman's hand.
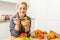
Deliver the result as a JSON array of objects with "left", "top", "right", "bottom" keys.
[
  {"left": 15, "top": 25, "right": 20, "bottom": 31},
  {"left": 13, "top": 16, "right": 20, "bottom": 31},
  {"left": 21, "top": 20, "right": 30, "bottom": 32},
  {"left": 14, "top": 16, "right": 20, "bottom": 25}
]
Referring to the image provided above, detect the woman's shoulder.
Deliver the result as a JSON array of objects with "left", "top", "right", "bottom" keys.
[{"left": 10, "top": 14, "right": 18, "bottom": 19}]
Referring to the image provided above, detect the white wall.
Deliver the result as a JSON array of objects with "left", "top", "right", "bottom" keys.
[
  {"left": 30, "top": 0, "right": 60, "bottom": 33},
  {"left": 0, "top": 1, "right": 16, "bottom": 16},
  {"left": 0, "top": 0, "right": 30, "bottom": 4}
]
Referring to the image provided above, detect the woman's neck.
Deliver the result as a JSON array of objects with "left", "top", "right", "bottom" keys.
[
  {"left": 19, "top": 15, "right": 24, "bottom": 19},
  {"left": 17, "top": 13, "right": 26, "bottom": 19}
]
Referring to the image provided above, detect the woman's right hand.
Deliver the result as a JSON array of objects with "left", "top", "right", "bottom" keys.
[
  {"left": 13, "top": 16, "right": 20, "bottom": 31},
  {"left": 13, "top": 16, "right": 20, "bottom": 25}
]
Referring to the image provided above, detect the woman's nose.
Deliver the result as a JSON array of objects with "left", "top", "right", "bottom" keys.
[{"left": 21, "top": 9, "right": 24, "bottom": 11}]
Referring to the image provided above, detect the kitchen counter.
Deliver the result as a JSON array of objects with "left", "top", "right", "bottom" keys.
[{"left": 0, "top": 21, "right": 11, "bottom": 40}]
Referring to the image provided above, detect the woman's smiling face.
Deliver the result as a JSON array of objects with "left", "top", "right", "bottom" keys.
[{"left": 17, "top": 3, "right": 27, "bottom": 17}]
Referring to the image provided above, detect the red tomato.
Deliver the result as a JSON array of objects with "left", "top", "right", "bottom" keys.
[{"left": 19, "top": 33, "right": 27, "bottom": 38}]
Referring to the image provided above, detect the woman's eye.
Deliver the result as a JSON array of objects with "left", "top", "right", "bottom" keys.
[
  {"left": 20, "top": 7, "right": 26, "bottom": 10},
  {"left": 23, "top": 8, "right": 26, "bottom": 10},
  {"left": 20, "top": 8, "right": 22, "bottom": 10}
]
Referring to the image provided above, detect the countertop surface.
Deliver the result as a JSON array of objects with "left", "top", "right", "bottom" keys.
[{"left": 0, "top": 20, "right": 11, "bottom": 40}]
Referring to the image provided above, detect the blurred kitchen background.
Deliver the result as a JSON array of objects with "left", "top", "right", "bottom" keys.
[{"left": 0, "top": 0, "right": 60, "bottom": 40}]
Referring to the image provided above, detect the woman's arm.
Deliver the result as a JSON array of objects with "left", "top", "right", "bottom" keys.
[
  {"left": 26, "top": 17, "right": 31, "bottom": 37},
  {"left": 26, "top": 16, "right": 31, "bottom": 32},
  {"left": 10, "top": 17, "right": 20, "bottom": 37}
]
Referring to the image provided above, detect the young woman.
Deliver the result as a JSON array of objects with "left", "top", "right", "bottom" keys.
[{"left": 10, "top": 2, "right": 31, "bottom": 37}]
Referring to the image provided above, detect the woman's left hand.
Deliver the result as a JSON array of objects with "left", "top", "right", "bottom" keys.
[{"left": 21, "top": 20, "right": 30, "bottom": 32}]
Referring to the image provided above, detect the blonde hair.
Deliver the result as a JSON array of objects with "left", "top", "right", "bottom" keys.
[{"left": 16, "top": 2, "right": 28, "bottom": 9}]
